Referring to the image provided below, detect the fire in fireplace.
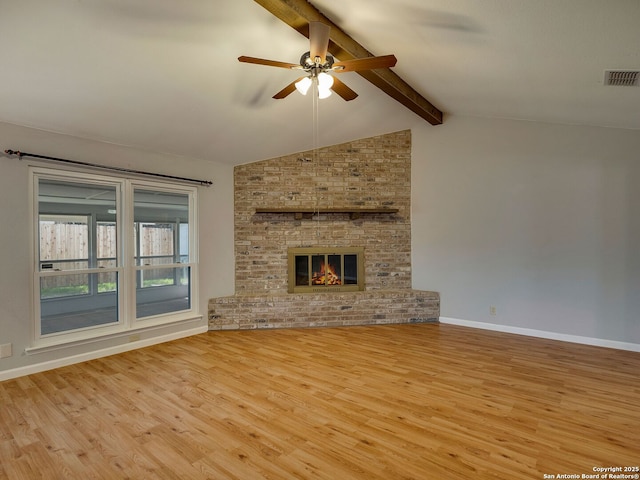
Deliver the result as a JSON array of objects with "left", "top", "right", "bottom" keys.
[{"left": 288, "top": 247, "right": 365, "bottom": 293}]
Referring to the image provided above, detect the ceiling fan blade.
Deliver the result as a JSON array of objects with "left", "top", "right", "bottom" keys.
[
  {"left": 333, "top": 55, "right": 397, "bottom": 72},
  {"left": 273, "top": 77, "right": 306, "bottom": 99},
  {"left": 331, "top": 76, "right": 358, "bottom": 101},
  {"left": 238, "top": 56, "right": 300, "bottom": 69},
  {"left": 309, "top": 21, "right": 330, "bottom": 64}
]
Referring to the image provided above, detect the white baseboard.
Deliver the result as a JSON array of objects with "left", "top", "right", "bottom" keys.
[
  {"left": 439, "top": 317, "right": 640, "bottom": 352},
  {"left": 0, "top": 325, "right": 208, "bottom": 382}
]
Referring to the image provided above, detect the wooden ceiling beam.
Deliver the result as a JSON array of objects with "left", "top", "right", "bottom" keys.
[{"left": 253, "top": 0, "right": 443, "bottom": 125}]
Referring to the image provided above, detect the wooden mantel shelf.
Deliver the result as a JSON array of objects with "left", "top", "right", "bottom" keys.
[{"left": 255, "top": 207, "right": 399, "bottom": 220}]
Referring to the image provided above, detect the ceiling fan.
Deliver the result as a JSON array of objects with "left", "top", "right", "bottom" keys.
[{"left": 238, "top": 21, "right": 397, "bottom": 101}]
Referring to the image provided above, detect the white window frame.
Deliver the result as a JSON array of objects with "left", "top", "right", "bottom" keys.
[{"left": 31, "top": 167, "right": 199, "bottom": 349}]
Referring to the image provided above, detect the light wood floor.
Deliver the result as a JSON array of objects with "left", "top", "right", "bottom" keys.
[{"left": 1, "top": 324, "right": 639, "bottom": 479}]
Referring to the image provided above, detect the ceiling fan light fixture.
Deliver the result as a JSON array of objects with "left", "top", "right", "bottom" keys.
[
  {"left": 317, "top": 72, "right": 334, "bottom": 98},
  {"left": 317, "top": 86, "right": 332, "bottom": 99},
  {"left": 317, "top": 72, "right": 334, "bottom": 89},
  {"left": 295, "top": 76, "right": 312, "bottom": 95}
]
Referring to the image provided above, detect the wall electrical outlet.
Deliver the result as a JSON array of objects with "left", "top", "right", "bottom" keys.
[
  {"left": 489, "top": 306, "right": 497, "bottom": 316},
  {"left": 0, "top": 343, "right": 13, "bottom": 359}
]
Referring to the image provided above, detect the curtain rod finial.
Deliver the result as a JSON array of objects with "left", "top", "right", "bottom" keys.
[{"left": 4, "top": 149, "right": 23, "bottom": 159}]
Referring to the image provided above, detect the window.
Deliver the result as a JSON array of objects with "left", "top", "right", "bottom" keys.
[
  {"left": 133, "top": 188, "right": 191, "bottom": 318},
  {"left": 33, "top": 169, "right": 198, "bottom": 346}
]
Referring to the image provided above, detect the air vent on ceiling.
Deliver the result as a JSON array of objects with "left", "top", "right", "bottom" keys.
[{"left": 604, "top": 70, "right": 639, "bottom": 86}]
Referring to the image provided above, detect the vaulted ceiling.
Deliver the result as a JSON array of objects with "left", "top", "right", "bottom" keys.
[{"left": 1, "top": 0, "right": 639, "bottom": 165}]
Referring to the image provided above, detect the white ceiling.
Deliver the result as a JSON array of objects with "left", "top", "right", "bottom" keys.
[{"left": 1, "top": 0, "right": 639, "bottom": 166}]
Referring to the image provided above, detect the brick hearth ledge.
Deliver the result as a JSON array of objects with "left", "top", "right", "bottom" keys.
[{"left": 208, "top": 290, "right": 440, "bottom": 330}]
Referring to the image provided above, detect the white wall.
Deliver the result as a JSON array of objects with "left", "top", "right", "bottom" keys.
[
  {"left": 0, "top": 122, "right": 235, "bottom": 378},
  {"left": 412, "top": 115, "right": 640, "bottom": 347}
]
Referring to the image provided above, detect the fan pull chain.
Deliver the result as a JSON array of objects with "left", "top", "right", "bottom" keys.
[{"left": 312, "top": 77, "right": 321, "bottom": 240}]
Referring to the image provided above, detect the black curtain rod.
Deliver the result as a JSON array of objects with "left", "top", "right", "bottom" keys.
[{"left": 4, "top": 149, "right": 213, "bottom": 186}]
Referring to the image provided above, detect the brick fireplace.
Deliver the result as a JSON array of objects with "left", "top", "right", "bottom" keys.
[{"left": 208, "top": 130, "right": 439, "bottom": 329}]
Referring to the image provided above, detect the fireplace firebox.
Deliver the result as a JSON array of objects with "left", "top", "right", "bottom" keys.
[{"left": 288, "top": 247, "right": 365, "bottom": 293}]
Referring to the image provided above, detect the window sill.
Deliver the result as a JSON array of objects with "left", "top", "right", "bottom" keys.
[{"left": 25, "top": 313, "right": 203, "bottom": 355}]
